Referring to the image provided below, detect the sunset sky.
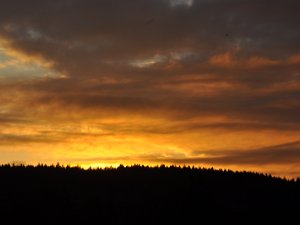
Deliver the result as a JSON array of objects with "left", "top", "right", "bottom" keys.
[{"left": 1, "top": 0, "right": 300, "bottom": 177}]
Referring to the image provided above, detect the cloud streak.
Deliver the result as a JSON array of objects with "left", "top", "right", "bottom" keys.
[{"left": 139, "top": 141, "right": 300, "bottom": 166}]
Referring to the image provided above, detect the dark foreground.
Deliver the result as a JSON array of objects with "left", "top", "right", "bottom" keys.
[{"left": 0, "top": 164, "right": 299, "bottom": 224}]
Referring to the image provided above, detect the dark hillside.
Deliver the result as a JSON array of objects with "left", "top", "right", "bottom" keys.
[{"left": 0, "top": 164, "right": 299, "bottom": 224}]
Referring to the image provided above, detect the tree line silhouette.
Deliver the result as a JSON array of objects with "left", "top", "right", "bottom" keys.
[{"left": 0, "top": 164, "right": 299, "bottom": 224}]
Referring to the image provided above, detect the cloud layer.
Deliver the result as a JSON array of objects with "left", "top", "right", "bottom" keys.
[{"left": 0, "top": 0, "right": 300, "bottom": 177}]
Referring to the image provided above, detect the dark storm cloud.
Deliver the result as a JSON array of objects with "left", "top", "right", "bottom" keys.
[
  {"left": 148, "top": 141, "right": 300, "bottom": 165},
  {"left": 1, "top": 0, "right": 300, "bottom": 75},
  {"left": 0, "top": 0, "right": 300, "bottom": 132}
]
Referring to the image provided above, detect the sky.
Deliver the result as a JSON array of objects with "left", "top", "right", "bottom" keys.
[{"left": 1, "top": 0, "right": 300, "bottom": 177}]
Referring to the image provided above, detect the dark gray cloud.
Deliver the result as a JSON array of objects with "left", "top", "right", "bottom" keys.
[
  {"left": 1, "top": 0, "right": 300, "bottom": 77},
  {"left": 16, "top": 77, "right": 300, "bottom": 131}
]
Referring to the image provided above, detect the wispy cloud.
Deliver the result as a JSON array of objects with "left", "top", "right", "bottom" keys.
[{"left": 149, "top": 141, "right": 300, "bottom": 166}]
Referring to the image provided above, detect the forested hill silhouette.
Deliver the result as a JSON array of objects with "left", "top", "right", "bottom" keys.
[{"left": 1, "top": 164, "right": 299, "bottom": 224}]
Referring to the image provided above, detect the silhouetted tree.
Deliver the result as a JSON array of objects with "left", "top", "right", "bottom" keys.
[{"left": 0, "top": 164, "right": 299, "bottom": 224}]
